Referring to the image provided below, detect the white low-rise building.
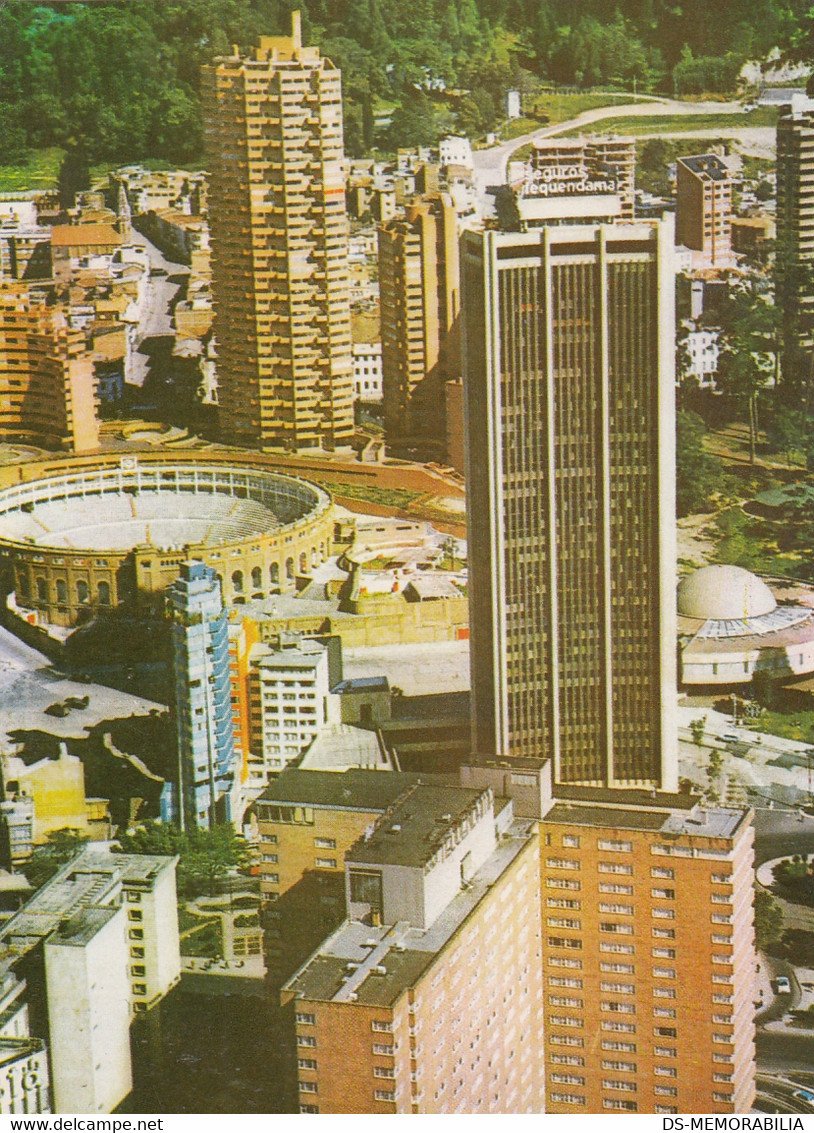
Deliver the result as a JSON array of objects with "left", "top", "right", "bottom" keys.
[{"left": 352, "top": 341, "right": 383, "bottom": 401}]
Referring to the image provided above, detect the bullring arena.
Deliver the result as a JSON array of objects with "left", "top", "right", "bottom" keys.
[{"left": 0, "top": 456, "right": 334, "bottom": 627}]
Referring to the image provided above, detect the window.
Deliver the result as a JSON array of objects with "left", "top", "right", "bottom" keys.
[
  {"left": 600, "top": 923, "right": 633, "bottom": 935},
  {"left": 131, "top": 965, "right": 146, "bottom": 977},
  {"left": 132, "top": 983, "right": 147, "bottom": 996},
  {"left": 129, "top": 928, "right": 144, "bottom": 940},
  {"left": 654, "top": 1046, "right": 677, "bottom": 1058},
  {"left": 654, "top": 1027, "right": 677, "bottom": 1038},
  {"left": 653, "top": 928, "right": 675, "bottom": 939},
  {"left": 549, "top": 977, "right": 583, "bottom": 988},
  {"left": 126, "top": 890, "right": 141, "bottom": 903},
  {"left": 654, "top": 988, "right": 676, "bottom": 999},
  {"left": 374, "top": 1089, "right": 395, "bottom": 1102},
  {"left": 548, "top": 937, "right": 582, "bottom": 950},
  {"left": 98, "top": 581, "right": 110, "bottom": 605},
  {"left": 651, "top": 867, "right": 674, "bottom": 879},
  {"left": 652, "top": 908, "right": 675, "bottom": 920},
  {"left": 314, "top": 837, "right": 336, "bottom": 849},
  {"left": 651, "top": 888, "right": 675, "bottom": 899},
  {"left": 130, "top": 946, "right": 145, "bottom": 959},
  {"left": 601, "top": 1021, "right": 636, "bottom": 1034},
  {"left": 652, "top": 947, "right": 675, "bottom": 959},
  {"left": 373, "top": 1067, "right": 395, "bottom": 1079},
  {"left": 372, "top": 1044, "right": 393, "bottom": 1055},
  {"left": 296, "top": 1013, "right": 316, "bottom": 1026},
  {"left": 599, "top": 883, "right": 633, "bottom": 895},
  {"left": 549, "top": 956, "right": 583, "bottom": 968},
  {"left": 300, "top": 1106, "right": 319, "bottom": 1114},
  {"left": 549, "top": 1035, "right": 584, "bottom": 1047},
  {"left": 598, "top": 862, "right": 633, "bottom": 875},
  {"left": 300, "top": 1082, "right": 318, "bottom": 1094},
  {"left": 550, "top": 1073, "right": 585, "bottom": 1085},
  {"left": 655, "top": 1066, "right": 677, "bottom": 1077},
  {"left": 599, "top": 904, "right": 633, "bottom": 915},
  {"left": 547, "top": 917, "right": 581, "bottom": 929},
  {"left": 550, "top": 1093, "right": 585, "bottom": 1105},
  {"left": 547, "top": 898, "right": 581, "bottom": 909},
  {"left": 547, "top": 877, "right": 581, "bottom": 890},
  {"left": 601, "top": 983, "right": 635, "bottom": 994},
  {"left": 600, "top": 942, "right": 635, "bottom": 954},
  {"left": 128, "top": 909, "right": 143, "bottom": 922},
  {"left": 602, "top": 1002, "right": 636, "bottom": 1015},
  {"left": 603, "top": 1099, "right": 637, "bottom": 1111},
  {"left": 601, "top": 962, "right": 635, "bottom": 974},
  {"left": 562, "top": 835, "right": 581, "bottom": 848},
  {"left": 653, "top": 967, "right": 676, "bottom": 979},
  {"left": 315, "top": 857, "right": 337, "bottom": 869},
  {"left": 549, "top": 996, "right": 583, "bottom": 1008},
  {"left": 547, "top": 858, "right": 580, "bottom": 870},
  {"left": 298, "top": 1059, "right": 317, "bottom": 1070},
  {"left": 656, "top": 1086, "right": 679, "bottom": 1098},
  {"left": 56, "top": 579, "right": 67, "bottom": 603},
  {"left": 297, "top": 1036, "right": 317, "bottom": 1048},
  {"left": 602, "top": 1061, "right": 636, "bottom": 1072},
  {"left": 603, "top": 1079, "right": 637, "bottom": 1092},
  {"left": 550, "top": 1054, "right": 585, "bottom": 1066},
  {"left": 371, "top": 1020, "right": 393, "bottom": 1032},
  {"left": 597, "top": 839, "right": 632, "bottom": 853},
  {"left": 601, "top": 1041, "right": 637, "bottom": 1053},
  {"left": 653, "top": 1007, "right": 676, "bottom": 1018}
]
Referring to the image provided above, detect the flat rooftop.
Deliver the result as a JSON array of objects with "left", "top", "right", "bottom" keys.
[
  {"left": 545, "top": 795, "right": 748, "bottom": 840},
  {"left": 284, "top": 819, "right": 535, "bottom": 1007},
  {"left": 255, "top": 768, "right": 429, "bottom": 812},
  {"left": 345, "top": 784, "right": 486, "bottom": 868}
]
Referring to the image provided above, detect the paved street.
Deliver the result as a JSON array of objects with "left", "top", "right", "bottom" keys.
[
  {"left": 125, "top": 227, "right": 189, "bottom": 389},
  {"left": 471, "top": 96, "right": 747, "bottom": 199}
]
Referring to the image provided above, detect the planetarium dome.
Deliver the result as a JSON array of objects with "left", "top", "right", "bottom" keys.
[{"left": 677, "top": 564, "right": 777, "bottom": 621}]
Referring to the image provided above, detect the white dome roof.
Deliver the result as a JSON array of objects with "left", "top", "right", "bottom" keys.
[{"left": 677, "top": 565, "right": 777, "bottom": 620}]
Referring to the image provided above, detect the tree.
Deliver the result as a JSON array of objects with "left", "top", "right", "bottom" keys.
[
  {"left": 676, "top": 408, "right": 723, "bottom": 517},
  {"left": 23, "top": 828, "right": 90, "bottom": 891},
  {"left": 386, "top": 89, "right": 439, "bottom": 150},
  {"left": 57, "top": 143, "right": 90, "bottom": 210},
  {"left": 116, "top": 822, "right": 250, "bottom": 898},
  {"left": 716, "top": 282, "right": 777, "bottom": 463},
  {"left": 690, "top": 717, "right": 706, "bottom": 745},
  {"left": 754, "top": 885, "right": 783, "bottom": 952}
]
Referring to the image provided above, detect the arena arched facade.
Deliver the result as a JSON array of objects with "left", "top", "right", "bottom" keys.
[{"left": 0, "top": 456, "right": 335, "bottom": 627}]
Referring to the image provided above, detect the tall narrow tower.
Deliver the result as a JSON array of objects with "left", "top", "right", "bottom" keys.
[
  {"left": 167, "top": 561, "right": 236, "bottom": 828},
  {"left": 203, "top": 11, "right": 354, "bottom": 452},
  {"left": 776, "top": 94, "right": 814, "bottom": 372},
  {"left": 462, "top": 220, "right": 678, "bottom": 789}
]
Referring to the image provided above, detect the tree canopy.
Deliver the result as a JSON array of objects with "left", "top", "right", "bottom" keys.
[
  {"left": 1, "top": 0, "right": 812, "bottom": 166},
  {"left": 115, "top": 822, "right": 251, "bottom": 898}
]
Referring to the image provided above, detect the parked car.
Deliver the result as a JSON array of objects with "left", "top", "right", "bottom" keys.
[
  {"left": 774, "top": 976, "right": 792, "bottom": 994},
  {"left": 793, "top": 1089, "right": 814, "bottom": 1103},
  {"left": 721, "top": 732, "right": 740, "bottom": 743}
]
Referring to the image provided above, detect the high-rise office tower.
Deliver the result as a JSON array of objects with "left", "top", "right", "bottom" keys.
[
  {"left": 777, "top": 95, "right": 814, "bottom": 369},
  {"left": 378, "top": 193, "right": 460, "bottom": 452},
  {"left": 202, "top": 11, "right": 354, "bottom": 452},
  {"left": 462, "top": 221, "right": 678, "bottom": 789},
  {"left": 167, "top": 561, "right": 236, "bottom": 828}
]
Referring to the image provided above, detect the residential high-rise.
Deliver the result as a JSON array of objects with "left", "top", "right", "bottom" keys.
[
  {"left": 282, "top": 784, "right": 545, "bottom": 1113},
  {"left": 202, "top": 11, "right": 354, "bottom": 452},
  {"left": 167, "top": 561, "right": 236, "bottom": 828},
  {"left": 675, "top": 154, "right": 733, "bottom": 267},
  {"left": 461, "top": 221, "right": 678, "bottom": 789},
  {"left": 539, "top": 791, "right": 755, "bottom": 1114},
  {"left": 0, "top": 283, "right": 99, "bottom": 453},
  {"left": 378, "top": 193, "right": 461, "bottom": 453},
  {"left": 776, "top": 95, "right": 814, "bottom": 367}
]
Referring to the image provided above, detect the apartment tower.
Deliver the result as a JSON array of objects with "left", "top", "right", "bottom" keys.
[
  {"left": 202, "top": 11, "right": 354, "bottom": 451},
  {"left": 777, "top": 95, "right": 814, "bottom": 369},
  {"left": 675, "top": 154, "right": 732, "bottom": 267},
  {"left": 167, "top": 561, "right": 236, "bottom": 828},
  {"left": 378, "top": 193, "right": 461, "bottom": 452},
  {"left": 462, "top": 221, "right": 678, "bottom": 789},
  {"left": 0, "top": 283, "right": 99, "bottom": 453}
]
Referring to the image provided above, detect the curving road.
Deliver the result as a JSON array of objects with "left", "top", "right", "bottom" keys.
[{"left": 471, "top": 97, "right": 747, "bottom": 197}]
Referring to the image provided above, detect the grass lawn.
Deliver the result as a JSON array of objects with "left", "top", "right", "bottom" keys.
[
  {"left": 563, "top": 107, "right": 779, "bottom": 136},
  {"left": 329, "top": 482, "right": 422, "bottom": 509},
  {"left": 755, "top": 708, "right": 814, "bottom": 743},
  {"left": 0, "top": 147, "right": 64, "bottom": 192}
]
